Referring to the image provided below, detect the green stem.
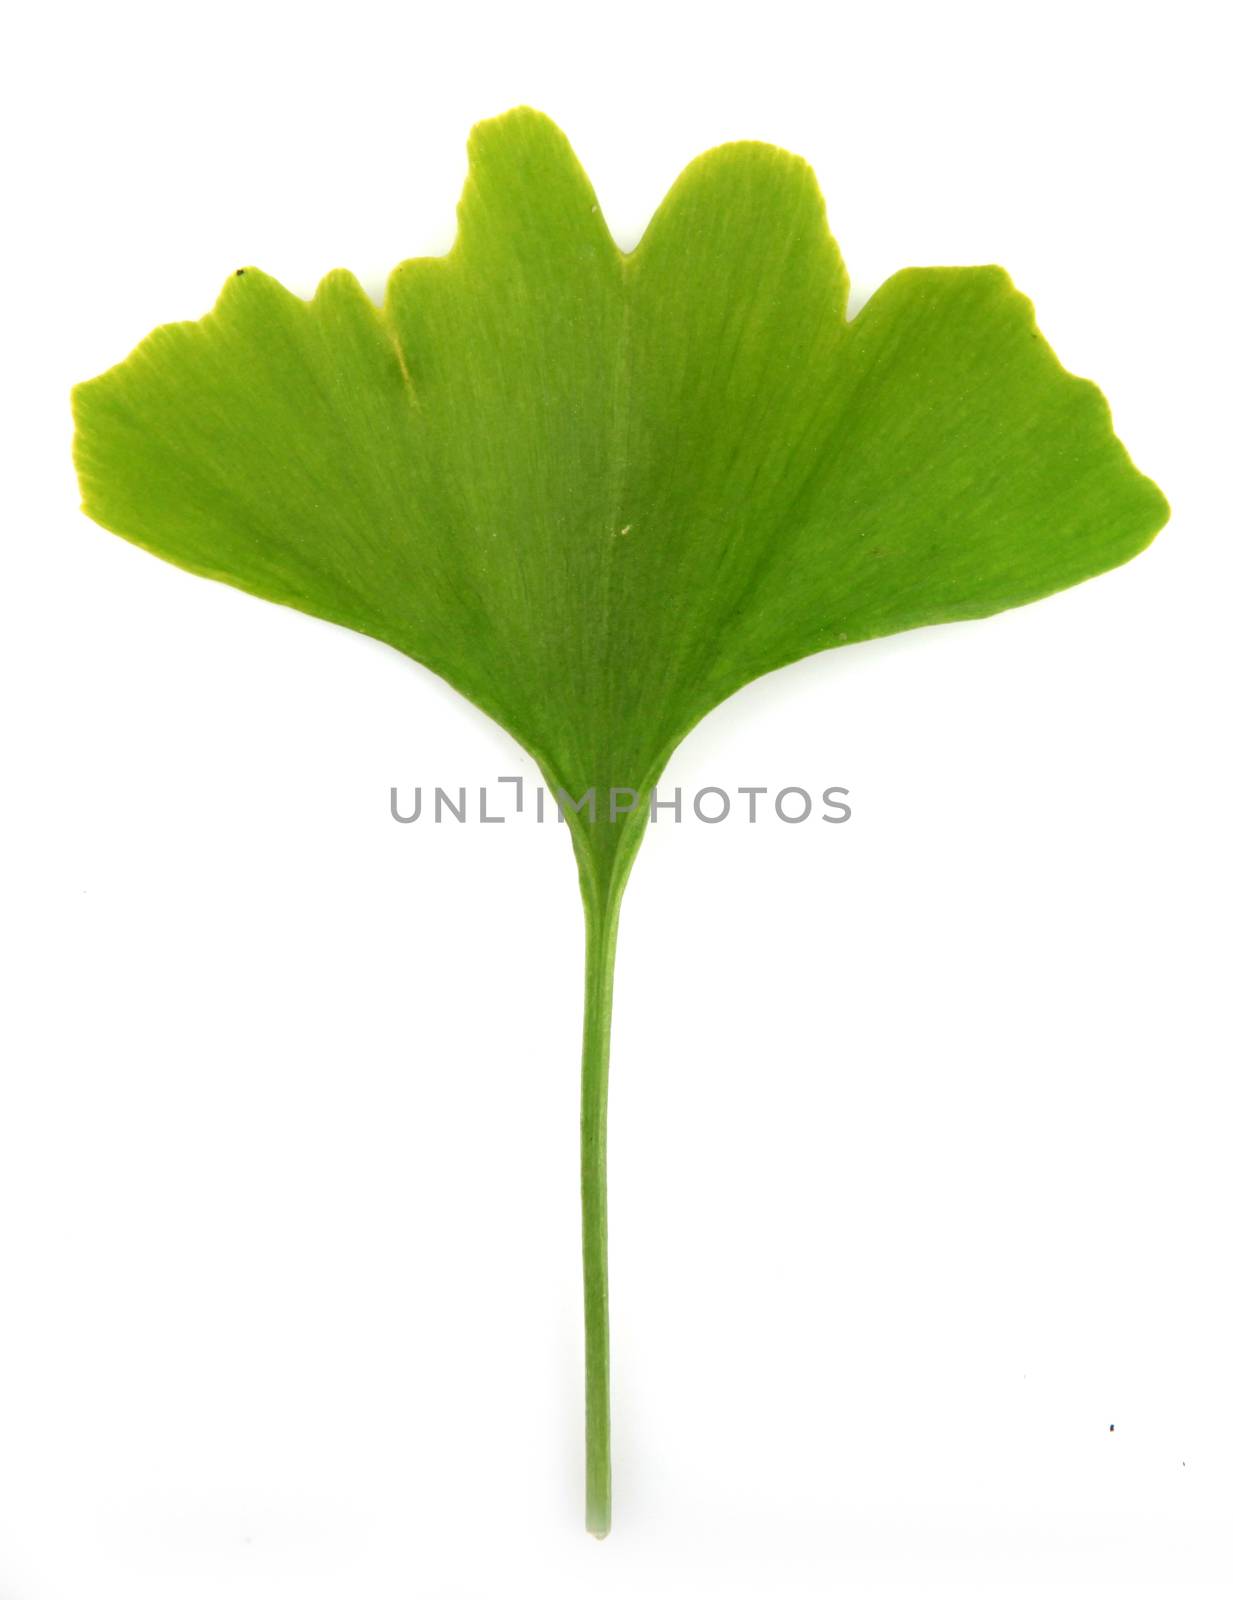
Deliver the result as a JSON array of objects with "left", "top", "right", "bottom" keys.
[{"left": 580, "top": 887, "right": 620, "bottom": 1537}]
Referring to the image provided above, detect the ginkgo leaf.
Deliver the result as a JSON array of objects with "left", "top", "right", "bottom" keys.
[{"left": 72, "top": 106, "right": 1168, "bottom": 1537}]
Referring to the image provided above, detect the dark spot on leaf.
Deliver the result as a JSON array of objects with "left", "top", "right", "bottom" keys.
[{"left": 236, "top": 268, "right": 246, "bottom": 277}]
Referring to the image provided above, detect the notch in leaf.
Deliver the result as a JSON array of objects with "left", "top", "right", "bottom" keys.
[{"left": 72, "top": 107, "right": 1168, "bottom": 1536}]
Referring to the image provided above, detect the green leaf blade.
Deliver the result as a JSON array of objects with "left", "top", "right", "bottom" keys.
[{"left": 74, "top": 107, "right": 1167, "bottom": 864}]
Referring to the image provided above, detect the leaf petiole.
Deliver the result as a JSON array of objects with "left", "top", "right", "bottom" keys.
[{"left": 580, "top": 884, "right": 619, "bottom": 1536}]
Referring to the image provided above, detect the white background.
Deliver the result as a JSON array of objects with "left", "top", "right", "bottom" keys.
[{"left": 3, "top": 2, "right": 1229, "bottom": 1596}]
